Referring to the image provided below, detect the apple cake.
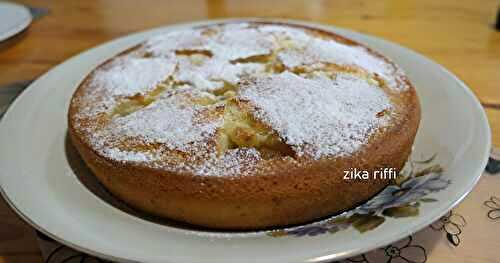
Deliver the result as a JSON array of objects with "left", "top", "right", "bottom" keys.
[{"left": 68, "top": 22, "right": 420, "bottom": 229}]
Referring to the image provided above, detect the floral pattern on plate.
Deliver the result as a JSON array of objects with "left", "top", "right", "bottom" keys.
[{"left": 268, "top": 155, "right": 450, "bottom": 237}]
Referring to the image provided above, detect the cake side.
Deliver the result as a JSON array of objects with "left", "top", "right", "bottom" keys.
[{"left": 68, "top": 21, "right": 420, "bottom": 229}]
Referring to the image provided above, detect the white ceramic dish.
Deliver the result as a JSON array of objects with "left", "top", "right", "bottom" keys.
[
  {"left": 0, "top": 2, "right": 32, "bottom": 42},
  {"left": 0, "top": 19, "right": 491, "bottom": 263}
]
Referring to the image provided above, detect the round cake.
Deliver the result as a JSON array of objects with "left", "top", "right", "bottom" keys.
[{"left": 68, "top": 22, "right": 420, "bottom": 229}]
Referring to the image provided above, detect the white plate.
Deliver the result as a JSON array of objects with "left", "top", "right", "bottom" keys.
[
  {"left": 0, "top": 19, "right": 491, "bottom": 263},
  {"left": 0, "top": 2, "right": 32, "bottom": 42}
]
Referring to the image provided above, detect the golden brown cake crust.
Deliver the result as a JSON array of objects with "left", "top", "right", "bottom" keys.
[{"left": 68, "top": 21, "right": 420, "bottom": 229}]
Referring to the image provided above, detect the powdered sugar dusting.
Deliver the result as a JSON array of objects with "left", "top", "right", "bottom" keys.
[
  {"left": 145, "top": 30, "right": 209, "bottom": 57},
  {"left": 91, "top": 56, "right": 176, "bottom": 97},
  {"left": 103, "top": 95, "right": 221, "bottom": 152},
  {"left": 192, "top": 148, "right": 262, "bottom": 177},
  {"left": 72, "top": 22, "right": 410, "bottom": 176},
  {"left": 102, "top": 147, "right": 160, "bottom": 163},
  {"left": 145, "top": 25, "right": 275, "bottom": 90},
  {"left": 174, "top": 55, "right": 266, "bottom": 90},
  {"left": 259, "top": 25, "right": 311, "bottom": 43},
  {"left": 278, "top": 38, "right": 397, "bottom": 86},
  {"left": 211, "top": 27, "right": 277, "bottom": 61},
  {"left": 239, "top": 72, "right": 392, "bottom": 159}
]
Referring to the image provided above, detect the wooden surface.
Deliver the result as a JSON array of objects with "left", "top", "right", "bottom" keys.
[{"left": 0, "top": 1, "right": 498, "bottom": 262}]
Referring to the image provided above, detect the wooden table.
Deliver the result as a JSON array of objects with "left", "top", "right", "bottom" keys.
[{"left": 0, "top": 1, "right": 498, "bottom": 262}]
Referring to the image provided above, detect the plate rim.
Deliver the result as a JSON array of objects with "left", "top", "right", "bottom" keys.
[
  {"left": 0, "top": 18, "right": 491, "bottom": 263},
  {"left": 0, "top": 2, "right": 32, "bottom": 42}
]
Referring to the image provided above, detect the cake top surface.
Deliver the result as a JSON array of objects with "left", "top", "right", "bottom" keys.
[{"left": 70, "top": 22, "right": 412, "bottom": 177}]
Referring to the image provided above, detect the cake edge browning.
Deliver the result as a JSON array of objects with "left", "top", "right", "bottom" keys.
[
  {"left": 68, "top": 100, "right": 419, "bottom": 229},
  {"left": 68, "top": 21, "right": 421, "bottom": 229}
]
